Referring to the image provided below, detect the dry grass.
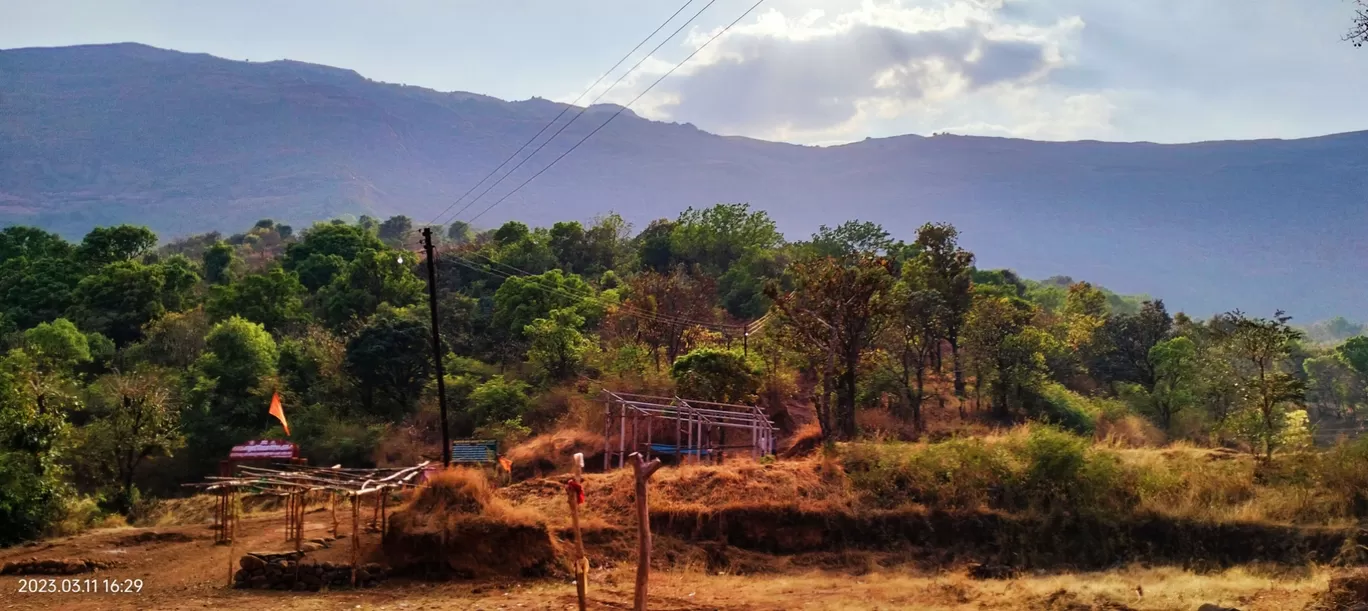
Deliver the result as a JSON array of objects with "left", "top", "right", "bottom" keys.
[
  {"left": 505, "top": 428, "right": 605, "bottom": 480},
  {"left": 638, "top": 564, "right": 1328, "bottom": 611}
]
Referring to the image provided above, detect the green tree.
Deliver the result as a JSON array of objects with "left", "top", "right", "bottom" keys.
[
  {"left": 294, "top": 253, "right": 348, "bottom": 292},
  {"left": 913, "top": 223, "right": 975, "bottom": 398},
  {"left": 493, "top": 221, "right": 531, "bottom": 246},
  {"left": 157, "top": 255, "right": 201, "bottom": 312},
  {"left": 807, "top": 220, "right": 893, "bottom": 258},
  {"left": 884, "top": 277, "right": 946, "bottom": 430},
  {"left": 378, "top": 215, "right": 413, "bottom": 246},
  {"left": 0, "top": 255, "right": 81, "bottom": 330},
  {"left": 549, "top": 221, "right": 591, "bottom": 274},
  {"left": 495, "top": 233, "right": 557, "bottom": 275},
  {"left": 525, "top": 308, "right": 592, "bottom": 381},
  {"left": 767, "top": 255, "right": 895, "bottom": 439},
  {"left": 75, "top": 225, "right": 157, "bottom": 268},
  {"left": 69, "top": 261, "right": 169, "bottom": 346},
  {"left": 283, "top": 222, "right": 385, "bottom": 271},
  {"left": 670, "top": 348, "right": 760, "bottom": 403},
  {"left": 718, "top": 249, "right": 785, "bottom": 320},
  {"left": 1090, "top": 300, "right": 1173, "bottom": 390},
  {"left": 0, "top": 226, "right": 72, "bottom": 262},
  {"left": 1304, "top": 355, "right": 1362, "bottom": 419},
  {"left": 963, "top": 295, "right": 1040, "bottom": 418},
  {"left": 491, "top": 269, "right": 596, "bottom": 343},
  {"left": 344, "top": 312, "right": 432, "bottom": 419},
  {"left": 671, "top": 203, "right": 783, "bottom": 274},
  {"left": 0, "top": 348, "right": 73, "bottom": 544},
  {"left": 1147, "top": 336, "right": 1198, "bottom": 430},
  {"left": 187, "top": 316, "right": 279, "bottom": 436},
  {"left": 207, "top": 267, "right": 309, "bottom": 333},
  {"left": 21, "top": 319, "right": 91, "bottom": 377},
  {"left": 635, "top": 219, "right": 677, "bottom": 272},
  {"left": 318, "top": 249, "right": 424, "bottom": 327},
  {"left": 447, "top": 221, "right": 474, "bottom": 245},
  {"left": 467, "top": 375, "right": 532, "bottom": 427},
  {"left": 1219, "top": 310, "right": 1308, "bottom": 460},
  {"left": 202, "top": 241, "right": 238, "bottom": 285}
]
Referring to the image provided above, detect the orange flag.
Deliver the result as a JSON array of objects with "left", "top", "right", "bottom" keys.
[
  {"left": 498, "top": 456, "right": 512, "bottom": 472},
  {"left": 268, "top": 392, "right": 290, "bottom": 436}
]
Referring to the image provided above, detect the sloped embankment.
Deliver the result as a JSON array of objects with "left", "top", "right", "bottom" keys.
[{"left": 384, "top": 468, "right": 561, "bottom": 578}]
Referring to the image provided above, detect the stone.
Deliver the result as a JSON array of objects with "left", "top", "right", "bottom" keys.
[
  {"left": 240, "top": 556, "right": 266, "bottom": 571},
  {"left": 292, "top": 582, "right": 309, "bottom": 591},
  {"left": 300, "top": 542, "right": 323, "bottom": 552},
  {"left": 1197, "top": 606, "right": 1240, "bottom": 611}
]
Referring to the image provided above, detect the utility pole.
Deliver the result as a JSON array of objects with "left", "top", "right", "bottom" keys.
[{"left": 421, "top": 228, "right": 451, "bottom": 467}]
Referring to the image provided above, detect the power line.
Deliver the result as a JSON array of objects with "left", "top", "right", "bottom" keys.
[
  {"left": 424, "top": 0, "right": 706, "bottom": 229},
  {"left": 440, "top": 0, "right": 726, "bottom": 228},
  {"left": 463, "top": 0, "right": 768, "bottom": 227}
]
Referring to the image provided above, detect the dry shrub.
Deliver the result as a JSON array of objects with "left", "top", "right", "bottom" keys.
[
  {"left": 856, "top": 407, "right": 919, "bottom": 441},
  {"left": 781, "top": 422, "right": 824, "bottom": 459},
  {"left": 385, "top": 467, "right": 560, "bottom": 577},
  {"left": 505, "top": 428, "right": 605, "bottom": 480},
  {"left": 1094, "top": 413, "right": 1165, "bottom": 448}
]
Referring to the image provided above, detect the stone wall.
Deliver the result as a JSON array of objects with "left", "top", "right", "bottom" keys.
[
  {"left": 232, "top": 552, "right": 388, "bottom": 591},
  {"left": 0, "top": 558, "right": 121, "bottom": 575}
]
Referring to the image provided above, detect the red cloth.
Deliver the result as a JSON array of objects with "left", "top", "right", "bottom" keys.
[{"left": 567, "top": 479, "right": 585, "bottom": 505}]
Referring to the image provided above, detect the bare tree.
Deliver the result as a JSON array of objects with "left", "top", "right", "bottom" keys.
[{"left": 1351, "top": 0, "right": 1368, "bottom": 46}]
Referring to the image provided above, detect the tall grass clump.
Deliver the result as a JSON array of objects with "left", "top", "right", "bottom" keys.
[{"left": 843, "top": 425, "right": 1136, "bottom": 518}]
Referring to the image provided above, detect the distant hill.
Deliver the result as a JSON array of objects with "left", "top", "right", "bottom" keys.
[{"left": 2, "top": 43, "right": 1366, "bottom": 319}]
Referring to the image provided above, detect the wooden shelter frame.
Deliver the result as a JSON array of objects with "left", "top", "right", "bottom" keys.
[
  {"left": 602, "top": 390, "right": 776, "bottom": 470},
  {"left": 185, "top": 461, "right": 430, "bottom": 586}
]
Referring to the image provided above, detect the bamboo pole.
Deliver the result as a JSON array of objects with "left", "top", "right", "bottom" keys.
[
  {"left": 629, "top": 452, "right": 662, "bottom": 611},
  {"left": 568, "top": 453, "right": 588, "bottom": 611}
]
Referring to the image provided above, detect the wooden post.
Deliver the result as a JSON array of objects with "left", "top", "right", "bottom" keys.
[
  {"left": 225, "top": 488, "right": 234, "bottom": 587},
  {"left": 629, "top": 452, "right": 663, "bottom": 611},
  {"left": 380, "top": 489, "right": 388, "bottom": 534},
  {"left": 350, "top": 495, "right": 359, "bottom": 586},
  {"left": 331, "top": 492, "right": 339, "bottom": 537},
  {"left": 568, "top": 453, "right": 588, "bottom": 611},
  {"left": 295, "top": 492, "right": 304, "bottom": 551}
]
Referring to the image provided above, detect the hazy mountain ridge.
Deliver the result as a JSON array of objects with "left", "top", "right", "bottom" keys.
[{"left": 1, "top": 43, "right": 1366, "bottom": 319}]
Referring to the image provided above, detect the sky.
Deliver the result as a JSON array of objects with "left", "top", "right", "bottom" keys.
[{"left": 3, "top": 0, "right": 1367, "bottom": 145}]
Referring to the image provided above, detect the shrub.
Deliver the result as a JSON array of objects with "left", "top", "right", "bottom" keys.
[{"left": 670, "top": 347, "right": 760, "bottom": 403}]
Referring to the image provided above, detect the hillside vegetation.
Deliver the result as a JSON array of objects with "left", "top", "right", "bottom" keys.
[{"left": 2, "top": 204, "right": 1367, "bottom": 552}]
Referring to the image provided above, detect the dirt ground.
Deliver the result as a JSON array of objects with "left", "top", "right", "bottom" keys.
[{"left": 0, "top": 505, "right": 1334, "bottom": 611}]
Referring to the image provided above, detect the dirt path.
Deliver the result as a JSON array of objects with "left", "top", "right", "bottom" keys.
[{"left": 0, "top": 508, "right": 1333, "bottom": 610}]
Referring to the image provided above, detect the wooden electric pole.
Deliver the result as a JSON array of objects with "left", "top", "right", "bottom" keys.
[{"left": 421, "top": 228, "right": 452, "bottom": 467}]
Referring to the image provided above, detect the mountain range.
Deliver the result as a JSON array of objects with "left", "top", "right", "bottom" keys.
[{"left": 1, "top": 43, "right": 1365, "bottom": 320}]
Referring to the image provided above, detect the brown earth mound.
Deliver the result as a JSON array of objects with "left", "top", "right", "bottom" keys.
[
  {"left": 385, "top": 467, "right": 561, "bottom": 578},
  {"left": 116, "top": 531, "right": 195, "bottom": 546},
  {"left": 1305, "top": 569, "right": 1368, "bottom": 610}
]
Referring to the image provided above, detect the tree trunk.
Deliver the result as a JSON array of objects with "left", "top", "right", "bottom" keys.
[
  {"left": 629, "top": 453, "right": 663, "bottom": 611},
  {"left": 951, "top": 338, "right": 966, "bottom": 397},
  {"left": 913, "top": 363, "right": 926, "bottom": 433},
  {"left": 838, "top": 352, "right": 859, "bottom": 439}
]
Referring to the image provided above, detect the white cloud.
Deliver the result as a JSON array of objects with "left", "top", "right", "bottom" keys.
[{"left": 585, "top": 0, "right": 1102, "bottom": 143}]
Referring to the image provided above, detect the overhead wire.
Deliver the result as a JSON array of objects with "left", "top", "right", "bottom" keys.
[
  {"left": 462, "top": 0, "right": 768, "bottom": 227},
  {"left": 438, "top": 0, "right": 727, "bottom": 228},
  {"left": 425, "top": 0, "right": 710, "bottom": 229}
]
